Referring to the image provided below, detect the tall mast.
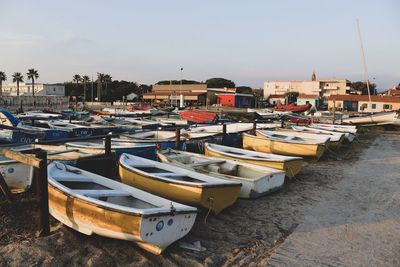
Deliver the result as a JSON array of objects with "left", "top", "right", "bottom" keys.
[{"left": 356, "top": 19, "right": 372, "bottom": 104}]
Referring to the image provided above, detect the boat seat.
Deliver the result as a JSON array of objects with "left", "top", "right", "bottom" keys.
[
  {"left": 131, "top": 164, "right": 155, "bottom": 168},
  {"left": 153, "top": 173, "right": 185, "bottom": 177},
  {"left": 189, "top": 159, "right": 226, "bottom": 167},
  {"left": 72, "top": 189, "right": 131, "bottom": 197},
  {"left": 55, "top": 176, "right": 92, "bottom": 182}
]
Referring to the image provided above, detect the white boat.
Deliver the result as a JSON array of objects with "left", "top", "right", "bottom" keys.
[
  {"left": 188, "top": 123, "right": 281, "bottom": 134},
  {"left": 258, "top": 130, "right": 332, "bottom": 143},
  {"left": 0, "top": 155, "right": 33, "bottom": 193},
  {"left": 291, "top": 125, "right": 353, "bottom": 143},
  {"left": 157, "top": 149, "right": 285, "bottom": 199},
  {"left": 309, "top": 123, "right": 358, "bottom": 134},
  {"left": 341, "top": 111, "right": 398, "bottom": 126},
  {"left": 47, "top": 162, "right": 197, "bottom": 254}
]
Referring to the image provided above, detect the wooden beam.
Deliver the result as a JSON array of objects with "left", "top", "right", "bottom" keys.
[
  {"left": 4, "top": 150, "right": 41, "bottom": 168},
  {"left": 35, "top": 150, "right": 50, "bottom": 236},
  {"left": 175, "top": 128, "right": 181, "bottom": 150},
  {"left": 0, "top": 172, "right": 14, "bottom": 203}
]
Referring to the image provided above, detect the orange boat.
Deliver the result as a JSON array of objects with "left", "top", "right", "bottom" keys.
[
  {"left": 274, "top": 103, "right": 311, "bottom": 113},
  {"left": 180, "top": 110, "right": 218, "bottom": 124}
]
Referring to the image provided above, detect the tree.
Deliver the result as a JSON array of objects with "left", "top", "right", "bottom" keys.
[
  {"left": 236, "top": 86, "right": 253, "bottom": 94},
  {"left": 72, "top": 74, "right": 82, "bottom": 98},
  {"left": 350, "top": 81, "right": 377, "bottom": 95},
  {"left": 96, "top": 73, "right": 105, "bottom": 101},
  {"left": 156, "top": 79, "right": 200, "bottom": 85},
  {"left": 0, "top": 71, "right": 6, "bottom": 96},
  {"left": 27, "top": 68, "right": 39, "bottom": 97},
  {"left": 12, "top": 72, "right": 24, "bottom": 96},
  {"left": 81, "top": 75, "right": 90, "bottom": 101},
  {"left": 206, "top": 77, "right": 235, "bottom": 88},
  {"left": 103, "top": 74, "right": 112, "bottom": 98}
]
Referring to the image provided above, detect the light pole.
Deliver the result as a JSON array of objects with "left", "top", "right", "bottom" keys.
[{"left": 180, "top": 67, "right": 184, "bottom": 108}]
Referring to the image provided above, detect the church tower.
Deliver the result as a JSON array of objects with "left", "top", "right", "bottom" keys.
[{"left": 311, "top": 71, "right": 316, "bottom": 81}]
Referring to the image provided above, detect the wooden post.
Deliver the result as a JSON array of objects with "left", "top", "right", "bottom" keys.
[
  {"left": 333, "top": 100, "right": 336, "bottom": 124},
  {"left": 281, "top": 120, "right": 285, "bottom": 128},
  {"left": 175, "top": 128, "right": 181, "bottom": 150},
  {"left": 252, "top": 120, "right": 257, "bottom": 134},
  {"left": 35, "top": 150, "right": 50, "bottom": 236},
  {"left": 105, "top": 134, "right": 112, "bottom": 156},
  {"left": 0, "top": 172, "right": 14, "bottom": 203},
  {"left": 222, "top": 124, "right": 227, "bottom": 145}
]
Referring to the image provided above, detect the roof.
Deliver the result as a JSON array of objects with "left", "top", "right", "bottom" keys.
[
  {"left": 268, "top": 94, "right": 286, "bottom": 98},
  {"left": 216, "top": 93, "right": 254, "bottom": 97},
  {"left": 329, "top": 94, "right": 400, "bottom": 103},
  {"left": 298, "top": 94, "right": 320, "bottom": 99},
  {"left": 143, "top": 91, "right": 206, "bottom": 96}
]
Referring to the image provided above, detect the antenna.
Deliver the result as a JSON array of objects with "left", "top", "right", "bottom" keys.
[{"left": 356, "top": 19, "right": 372, "bottom": 104}]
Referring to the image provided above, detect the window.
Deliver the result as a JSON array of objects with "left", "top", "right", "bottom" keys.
[
  {"left": 383, "top": 104, "right": 392, "bottom": 110},
  {"left": 361, "top": 103, "right": 368, "bottom": 108},
  {"left": 372, "top": 104, "right": 376, "bottom": 109}
]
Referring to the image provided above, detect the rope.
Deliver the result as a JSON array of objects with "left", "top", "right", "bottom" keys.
[{"left": 204, "top": 197, "right": 214, "bottom": 224}]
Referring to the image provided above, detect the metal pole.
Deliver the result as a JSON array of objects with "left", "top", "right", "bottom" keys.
[
  {"left": 35, "top": 150, "right": 50, "bottom": 236},
  {"left": 91, "top": 75, "right": 94, "bottom": 103}
]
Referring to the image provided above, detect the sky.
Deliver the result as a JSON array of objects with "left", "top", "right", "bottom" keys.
[{"left": 0, "top": 0, "right": 399, "bottom": 90}]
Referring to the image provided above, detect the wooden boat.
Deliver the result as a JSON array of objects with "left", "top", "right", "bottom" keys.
[
  {"left": 47, "top": 162, "right": 197, "bottom": 254},
  {"left": 46, "top": 120, "right": 94, "bottom": 137},
  {"left": 66, "top": 141, "right": 158, "bottom": 159},
  {"left": 115, "top": 131, "right": 185, "bottom": 150},
  {"left": 180, "top": 109, "right": 218, "bottom": 124},
  {"left": 17, "top": 122, "right": 70, "bottom": 140},
  {"left": 274, "top": 128, "right": 344, "bottom": 148},
  {"left": 291, "top": 125, "right": 353, "bottom": 143},
  {"left": 309, "top": 123, "right": 358, "bottom": 134},
  {"left": 157, "top": 149, "right": 285, "bottom": 199},
  {"left": 204, "top": 143, "right": 303, "bottom": 178},
  {"left": 0, "top": 128, "right": 45, "bottom": 144},
  {"left": 0, "top": 155, "right": 33, "bottom": 193},
  {"left": 119, "top": 153, "right": 241, "bottom": 214},
  {"left": 274, "top": 103, "right": 311, "bottom": 113},
  {"left": 250, "top": 130, "right": 328, "bottom": 159},
  {"left": 341, "top": 111, "right": 398, "bottom": 126}
]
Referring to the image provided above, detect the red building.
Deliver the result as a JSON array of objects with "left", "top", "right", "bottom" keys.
[{"left": 216, "top": 93, "right": 254, "bottom": 108}]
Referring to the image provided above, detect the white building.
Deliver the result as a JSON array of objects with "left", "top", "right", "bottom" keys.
[
  {"left": 1, "top": 83, "right": 65, "bottom": 96},
  {"left": 263, "top": 72, "right": 351, "bottom": 103}
]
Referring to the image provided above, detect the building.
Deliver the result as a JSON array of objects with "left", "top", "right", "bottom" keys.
[
  {"left": 216, "top": 93, "right": 254, "bottom": 108},
  {"left": 266, "top": 94, "right": 286, "bottom": 105},
  {"left": 328, "top": 95, "right": 400, "bottom": 112},
  {"left": 378, "top": 87, "right": 400, "bottom": 97},
  {"left": 143, "top": 84, "right": 207, "bottom": 106},
  {"left": 125, "top": 92, "right": 138, "bottom": 101},
  {"left": 297, "top": 94, "right": 320, "bottom": 108},
  {"left": 263, "top": 72, "right": 351, "bottom": 103},
  {"left": 1, "top": 83, "right": 65, "bottom": 96}
]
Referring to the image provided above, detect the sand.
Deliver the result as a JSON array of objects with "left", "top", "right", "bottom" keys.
[{"left": 1, "top": 129, "right": 399, "bottom": 266}]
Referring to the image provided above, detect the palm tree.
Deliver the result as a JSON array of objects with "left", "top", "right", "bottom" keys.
[
  {"left": 27, "top": 68, "right": 39, "bottom": 96},
  {"left": 72, "top": 74, "right": 81, "bottom": 98},
  {"left": 81, "top": 75, "right": 90, "bottom": 101},
  {"left": 12, "top": 72, "right": 24, "bottom": 96},
  {"left": 103, "top": 74, "right": 112, "bottom": 100},
  {"left": 96, "top": 72, "right": 105, "bottom": 102},
  {"left": 0, "top": 71, "right": 6, "bottom": 96}
]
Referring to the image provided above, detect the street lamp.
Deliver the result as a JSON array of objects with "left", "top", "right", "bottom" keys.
[{"left": 180, "top": 67, "right": 184, "bottom": 108}]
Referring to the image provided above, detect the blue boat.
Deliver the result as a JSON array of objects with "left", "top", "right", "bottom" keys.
[
  {"left": 0, "top": 129, "right": 45, "bottom": 144},
  {"left": 65, "top": 141, "right": 158, "bottom": 160},
  {"left": 112, "top": 131, "right": 186, "bottom": 150}
]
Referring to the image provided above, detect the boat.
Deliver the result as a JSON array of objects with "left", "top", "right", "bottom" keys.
[
  {"left": 0, "top": 154, "right": 33, "bottom": 193},
  {"left": 341, "top": 111, "right": 398, "bottom": 126},
  {"left": 291, "top": 125, "right": 353, "bottom": 143},
  {"left": 157, "top": 149, "right": 285, "bottom": 199},
  {"left": 66, "top": 141, "right": 158, "bottom": 159},
  {"left": 274, "top": 128, "right": 344, "bottom": 148},
  {"left": 274, "top": 103, "right": 311, "bottom": 113},
  {"left": 204, "top": 143, "right": 303, "bottom": 178},
  {"left": 180, "top": 109, "right": 218, "bottom": 124},
  {"left": 309, "top": 123, "right": 358, "bottom": 134},
  {"left": 17, "top": 122, "right": 70, "bottom": 140},
  {"left": 47, "top": 162, "right": 197, "bottom": 254},
  {"left": 115, "top": 131, "right": 185, "bottom": 150},
  {"left": 46, "top": 120, "right": 94, "bottom": 137},
  {"left": 0, "top": 128, "right": 45, "bottom": 144},
  {"left": 119, "top": 153, "right": 241, "bottom": 214},
  {"left": 248, "top": 130, "right": 328, "bottom": 159}
]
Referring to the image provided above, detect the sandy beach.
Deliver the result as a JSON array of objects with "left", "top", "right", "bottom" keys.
[{"left": 1, "top": 128, "right": 399, "bottom": 266}]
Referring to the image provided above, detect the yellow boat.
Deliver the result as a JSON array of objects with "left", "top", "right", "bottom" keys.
[
  {"left": 274, "top": 127, "right": 345, "bottom": 149},
  {"left": 119, "top": 153, "right": 241, "bottom": 215},
  {"left": 246, "top": 130, "right": 327, "bottom": 159},
  {"left": 48, "top": 162, "right": 197, "bottom": 255},
  {"left": 204, "top": 142, "right": 303, "bottom": 179}
]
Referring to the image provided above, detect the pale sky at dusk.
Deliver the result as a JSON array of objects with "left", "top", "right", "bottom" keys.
[{"left": 0, "top": 0, "right": 399, "bottom": 90}]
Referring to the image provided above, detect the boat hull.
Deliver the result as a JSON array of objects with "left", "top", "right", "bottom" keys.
[
  {"left": 245, "top": 133, "right": 326, "bottom": 159},
  {"left": 48, "top": 184, "right": 196, "bottom": 254},
  {"left": 119, "top": 164, "right": 240, "bottom": 214},
  {"left": 204, "top": 145, "right": 303, "bottom": 179},
  {"left": 0, "top": 158, "right": 33, "bottom": 193}
]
